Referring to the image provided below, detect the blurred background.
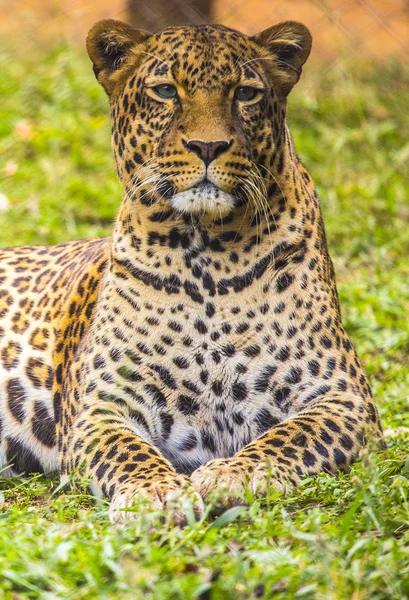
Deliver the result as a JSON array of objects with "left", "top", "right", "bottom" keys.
[
  {"left": 2, "top": 0, "right": 409, "bottom": 60},
  {"left": 0, "top": 2, "right": 409, "bottom": 425}
]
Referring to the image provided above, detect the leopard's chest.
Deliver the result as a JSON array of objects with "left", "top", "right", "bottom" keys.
[
  {"left": 88, "top": 271, "right": 309, "bottom": 474},
  {"left": 159, "top": 353, "right": 288, "bottom": 474},
  {"left": 133, "top": 317, "right": 295, "bottom": 474}
]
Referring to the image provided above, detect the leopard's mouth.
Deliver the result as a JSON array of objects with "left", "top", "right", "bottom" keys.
[{"left": 170, "top": 182, "right": 236, "bottom": 217}]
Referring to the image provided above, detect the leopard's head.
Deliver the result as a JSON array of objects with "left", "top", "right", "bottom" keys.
[{"left": 87, "top": 20, "right": 311, "bottom": 219}]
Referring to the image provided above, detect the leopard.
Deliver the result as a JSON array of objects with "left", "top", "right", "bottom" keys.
[{"left": 0, "top": 18, "right": 384, "bottom": 524}]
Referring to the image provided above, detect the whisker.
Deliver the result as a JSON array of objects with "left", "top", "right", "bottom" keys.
[
  {"left": 240, "top": 170, "right": 277, "bottom": 263},
  {"left": 238, "top": 178, "right": 264, "bottom": 257},
  {"left": 238, "top": 55, "right": 301, "bottom": 75},
  {"left": 140, "top": 51, "right": 171, "bottom": 69},
  {"left": 252, "top": 160, "right": 286, "bottom": 200}
]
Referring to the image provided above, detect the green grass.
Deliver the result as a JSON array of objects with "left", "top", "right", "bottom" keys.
[{"left": 1, "top": 43, "right": 409, "bottom": 599}]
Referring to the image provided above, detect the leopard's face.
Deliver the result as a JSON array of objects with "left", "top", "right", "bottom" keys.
[
  {"left": 88, "top": 20, "right": 312, "bottom": 218},
  {"left": 113, "top": 27, "right": 275, "bottom": 218}
]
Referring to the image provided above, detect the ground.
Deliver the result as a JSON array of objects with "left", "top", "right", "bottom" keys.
[{"left": 0, "top": 43, "right": 409, "bottom": 599}]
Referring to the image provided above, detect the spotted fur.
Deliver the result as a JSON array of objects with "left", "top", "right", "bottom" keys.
[{"left": 0, "top": 19, "right": 383, "bottom": 522}]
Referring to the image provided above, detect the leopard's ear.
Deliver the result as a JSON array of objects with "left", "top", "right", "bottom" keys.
[
  {"left": 87, "top": 19, "right": 151, "bottom": 95},
  {"left": 252, "top": 21, "right": 312, "bottom": 95}
]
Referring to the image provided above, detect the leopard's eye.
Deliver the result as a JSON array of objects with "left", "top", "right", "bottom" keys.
[
  {"left": 235, "top": 86, "right": 258, "bottom": 102},
  {"left": 153, "top": 84, "right": 178, "bottom": 99}
]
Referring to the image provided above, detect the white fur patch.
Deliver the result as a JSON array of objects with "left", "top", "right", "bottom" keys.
[{"left": 170, "top": 184, "right": 235, "bottom": 217}]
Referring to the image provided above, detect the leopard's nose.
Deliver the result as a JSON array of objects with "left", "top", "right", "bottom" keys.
[{"left": 184, "top": 139, "right": 232, "bottom": 167}]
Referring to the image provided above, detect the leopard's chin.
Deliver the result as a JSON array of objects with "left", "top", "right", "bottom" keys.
[{"left": 170, "top": 183, "right": 235, "bottom": 217}]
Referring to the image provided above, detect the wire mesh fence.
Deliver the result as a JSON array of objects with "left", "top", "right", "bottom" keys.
[{"left": 2, "top": 0, "right": 409, "bottom": 63}]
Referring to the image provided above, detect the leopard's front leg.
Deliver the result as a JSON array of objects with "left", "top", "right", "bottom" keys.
[
  {"left": 191, "top": 393, "right": 383, "bottom": 506},
  {"left": 61, "top": 401, "right": 203, "bottom": 524}
]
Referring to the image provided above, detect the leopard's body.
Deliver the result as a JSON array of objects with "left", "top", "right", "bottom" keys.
[
  {"left": 0, "top": 19, "right": 383, "bottom": 522},
  {"left": 0, "top": 239, "right": 107, "bottom": 476}
]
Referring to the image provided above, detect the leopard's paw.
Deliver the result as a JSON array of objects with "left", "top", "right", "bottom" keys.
[
  {"left": 191, "top": 458, "right": 250, "bottom": 510},
  {"left": 191, "top": 459, "right": 288, "bottom": 511},
  {"left": 109, "top": 474, "right": 204, "bottom": 525},
  {"left": 249, "top": 464, "right": 286, "bottom": 495}
]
